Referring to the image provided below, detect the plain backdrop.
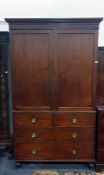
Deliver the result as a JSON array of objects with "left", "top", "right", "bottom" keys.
[{"left": 0, "top": 0, "right": 104, "bottom": 46}]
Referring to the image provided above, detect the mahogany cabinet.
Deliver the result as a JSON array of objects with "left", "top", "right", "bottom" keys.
[{"left": 6, "top": 18, "right": 103, "bottom": 169}]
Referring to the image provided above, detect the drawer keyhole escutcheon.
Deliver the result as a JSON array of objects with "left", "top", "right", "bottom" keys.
[
  {"left": 32, "top": 133, "right": 36, "bottom": 138},
  {"left": 32, "top": 149, "right": 36, "bottom": 155},
  {"left": 72, "top": 133, "right": 77, "bottom": 139},
  {"left": 72, "top": 118, "right": 77, "bottom": 124},
  {"left": 31, "top": 118, "right": 36, "bottom": 123},
  {"left": 72, "top": 149, "right": 76, "bottom": 155}
]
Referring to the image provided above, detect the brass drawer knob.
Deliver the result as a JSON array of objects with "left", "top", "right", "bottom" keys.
[
  {"left": 32, "top": 149, "right": 36, "bottom": 155},
  {"left": 71, "top": 118, "right": 77, "bottom": 124},
  {"left": 32, "top": 133, "right": 36, "bottom": 138},
  {"left": 72, "top": 133, "right": 77, "bottom": 139},
  {"left": 31, "top": 118, "right": 36, "bottom": 123},
  {"left": 72, "top": 149, "right": 76, "bottom": 155}
]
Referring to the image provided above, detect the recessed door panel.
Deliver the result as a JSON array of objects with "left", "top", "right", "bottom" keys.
[
  {"left": 12, "top": 31, "right": 52, "bottom": 110},
  {"left": 57, "top": 32, "right": 94, "bottom": 108}
]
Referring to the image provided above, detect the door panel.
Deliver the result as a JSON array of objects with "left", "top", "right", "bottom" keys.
[
  {"left": 12, "top": 31, "right": 52, "bottom": 110},
  {"left": 57, "top": 32, "right": 94, "bottom": 108}
]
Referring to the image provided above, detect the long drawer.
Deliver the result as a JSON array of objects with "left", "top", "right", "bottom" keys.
[
  {"left": 14, "top": 142, "right": 95, "bottom": 160},
  {"left": 13, "top": 113, "right": 53, "bottom": 128},
  {"left": 55, "top": 113, "right": 96, "bottom": 127},
  {"left": 14, "top": 127, "right": 95, "bottom": 142}
]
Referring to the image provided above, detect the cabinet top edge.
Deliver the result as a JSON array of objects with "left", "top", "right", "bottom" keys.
[{"left": 5, "top": 18, "right": 103, "bottom": 24}]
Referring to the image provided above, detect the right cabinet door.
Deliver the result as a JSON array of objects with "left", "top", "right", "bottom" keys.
[{"left": 56, "top": 31, "right": 95, "bottom": 109}]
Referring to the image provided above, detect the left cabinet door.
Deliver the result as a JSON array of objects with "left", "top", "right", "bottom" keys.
[{"left": 11, "top": 30, "right": 53, "bottom": 111}]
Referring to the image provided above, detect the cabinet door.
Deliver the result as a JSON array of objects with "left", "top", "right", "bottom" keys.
[
  {"left": 56, "top": 31, "right": 95, "bottom": 109},
  {"left": 11, "top": 30, "right": 53, "bottom": 111}
]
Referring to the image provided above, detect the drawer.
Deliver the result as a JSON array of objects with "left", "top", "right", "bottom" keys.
[
  {"left": 14, "top": 128, "right": 54, "bottom": 141},
  {"left": 15, "top": 142, "right": 55, "bottom": 160},
  {"left": 55, "top": 143, "right": 95, "bottom": 160},
  {"left": 13, "top": 113, "right": 53, "bottom": 128},
  {"left": 14, "top": 142, "right": 95, "bottom": 160},
  {"left": 55, "top": 127, "right": 95, "bottom": 142},
  {"left": 14, "top": 127, "right": 95, "bottom": 142},
  {"left": 55, "top": 113, "right": 96, "bottom": 127}
]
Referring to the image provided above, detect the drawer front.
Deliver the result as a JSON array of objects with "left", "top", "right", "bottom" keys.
[
  {"left": 55, "top": 143, "right": 95, "bottom": 160},
  {"left": 14, "top": 128, "right": 54, "bottom": 141},
  {"left": 14, "top": 127, "right": 95, "bottom": 142},
  {"left": 55, "top": 113, "right": 96, "bottom": 127},
  {"left": 54, "top": 127, "right": 95, "bottom": 142},
  {"left": 13, "top": 113, "right": 53, "bottom": 128},
  {"left": 15, "top": 142, "right": 55, "bottom": 160},
  {"left": 15, "top": 142, "right": 95, "bottom": 160}
]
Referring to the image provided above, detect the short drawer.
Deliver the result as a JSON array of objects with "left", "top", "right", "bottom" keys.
[
  {"left": 14, "top": 142, "right": 95, "bottom": 160},
  {"left": 15, "top": 142, "right": 55, "bottom": 160},
  {"left": 55, "top": 113, "right": 96, "bottom": 127},
  {"left": 55, "top": 143, "right": 95, "bottom": 160},
  {"left": 14, "top": 128, "right": 54, "bottom": 141},
  {"left": 55, "top": 127, "right": 95, "bottom": 142},
  {"left": 13, "top": 113, "right": 53, "bottom": 128},
  {"left": 14, "top": 127, "right": 95, "bottom": 142}
]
